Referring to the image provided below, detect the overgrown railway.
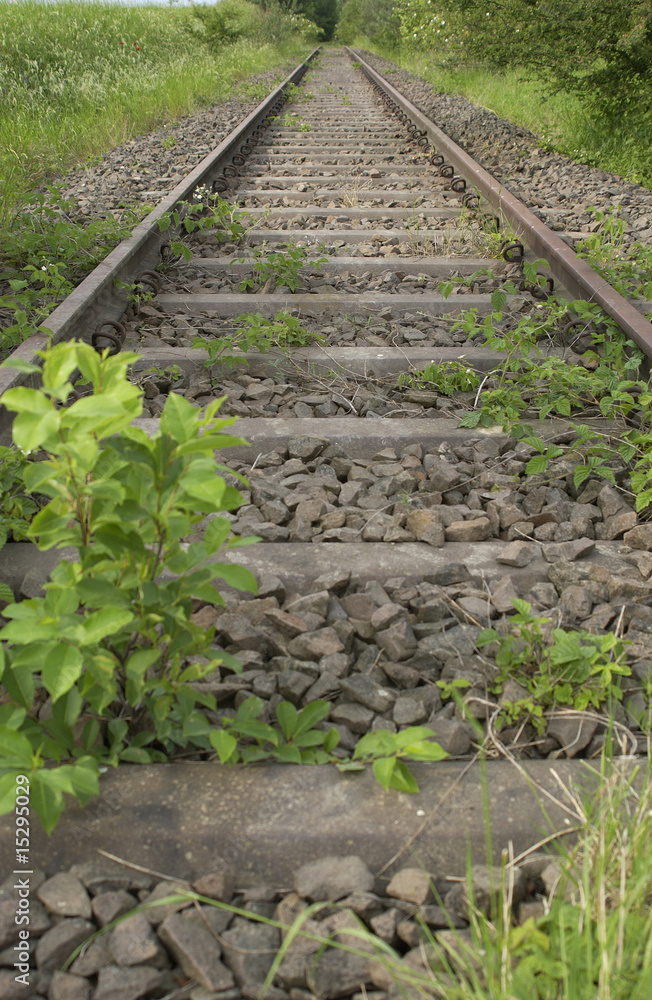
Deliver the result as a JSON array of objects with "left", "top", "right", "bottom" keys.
[{"left": 1, "top": 47, "right": 652, "bottom": 988}]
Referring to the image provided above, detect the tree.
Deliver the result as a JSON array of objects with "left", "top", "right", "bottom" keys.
[{"left": 336, "top": 0, "right": 402, "bottom": 47}]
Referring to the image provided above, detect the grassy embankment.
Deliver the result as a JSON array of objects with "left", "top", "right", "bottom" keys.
[
  {"left": 352, "top": 41, "right": 651, "bottom": 188},
  {"left": 0, "top": 0, "right": 312, "bottom": 226}
]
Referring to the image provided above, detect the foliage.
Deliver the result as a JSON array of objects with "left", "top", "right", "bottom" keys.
[
  {"left": 576, "top": 208, "right": 652, "bottom": 301},
  {"left": 210, "top": 696, "right": 340, "bottom": 764},
  {"left": 272, "top": 110, "right": 312, "bottom": 130},
  {"left": 339, "top": 725, "right": 449, "bottom": 792},
  {"left": 399, "top": 359, "right": 482, "bottom": 396},
  {"left": 213, "top": 698, "right": 448, "bottom": 791},
  {"left": 336, "top": 0, "right": 402, "bottom": 47},
  {"left": 0, "top": 187, "right": 145, "bottom": 357},
  {"left": 237, "top": 243, "right": 327, "bottom": 292},
  {"left": 193, "top": 310, "right": 322, "bottom": 367},
  {"left": 394, "top": 1, "right": 652, "bottom": 183},
  {"left": 0, "top": 341, "right": 259, "bottom": 832},
  {"left": 477, "top": 600, "right": 631, "bottom": 733},
  {"left": 0, "top": 447, "right": 38, "bottom": 568},
  {"left": 158, "top": 192, "right": 251, "bottom": 263},
  {"left": 248, "top": 0, "right": 339, "bottom": 41},
  {"left": 193, "top": 0, "right": 320, "bottom": 49},
  {"left": 0, "top": 1, "right": 312, "bottom": 224}
]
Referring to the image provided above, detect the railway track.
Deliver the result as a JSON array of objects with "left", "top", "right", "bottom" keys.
[{"left": 2, "top": 46, "right": 652, "bottom": 888}]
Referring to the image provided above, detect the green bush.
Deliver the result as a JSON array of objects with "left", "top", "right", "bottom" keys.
[
  {"left": 0, "top": 341, "right": 258, "bottom": 832},
  {"left": 336, "top": 0, "right": 402, "bottom": 47},
  {"left": 192, "top": 0, "right": 320, "bottom": 49},
  {"left": 397, "top": 0, "right": 652, "bottom": 121}
]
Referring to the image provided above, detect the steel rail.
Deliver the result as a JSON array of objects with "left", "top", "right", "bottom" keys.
[
  {"left": 0, "top": 47, "right": 321, "bottom": 404},
  {"left": 347, "top": 47, "right": 652, "bottom": 358}
]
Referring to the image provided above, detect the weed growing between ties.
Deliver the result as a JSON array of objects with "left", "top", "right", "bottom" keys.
[
  {"left": 236, "top": 243, "right": 327, "bottom": 291},
  {"left": 401, "top": 223, "right": 652, "bottom": 511},
  {"left": 158, "top": 190, "right": 253, "bottom": 264},
  {"left": 0, "top": 343, "right": 446, "bottom": 832},
  {"left": 193, "top": 310, "right": 323, "bottom": 368},
  {"left": 0, "top": 341, "right": 258, "bottom": 831},
  {"left": 476, "top": 600, "right": 632, "bottom": 735}
]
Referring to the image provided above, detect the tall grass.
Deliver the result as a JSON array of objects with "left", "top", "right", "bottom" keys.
[
  {"left": 364, "top": 45, "right": 652, "bottom": 188},
  {"left": 0, "top": 1, "right": 311, "bottom": 223}
]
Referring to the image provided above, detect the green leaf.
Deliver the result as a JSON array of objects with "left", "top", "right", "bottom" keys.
[
  {"left": 230, "top": 720, "right": 279, "bottom": 745},
  {"left": 209, "top": 729, "right": 238, "bottom": 764},
  {"left": 276, "top": 701, "right": 298, "bottom": 740},
  {"left": 0, "top": 357, "right": 40, "bottom": 374},
  {"left": 294, "top": 730, "right": 327, "bottom": 748},
  {"left": 525, "top": 454, "right": 549, "bottom": 476},
  {"left": 2, "top": 386, "right": 51, "bottom": 414},
  {"left": 0, "top": 726, "right": 34, "bottom": 767},
  {"left": 62, "top": 758, "right": 99, "bottom": 805},
  {"left": 234, "top": 696, "right": 264, "bottom": 721},
  {"left": 294, "top": 700, "right": 331, "bottom": 737},
  {"left": 125, "top": 649, "right": 159, "bottom": 680},
  {"left": 29, "top": 772, "right": 66, "bottom": 834},
  {"left": 160, "top": 393, "right": 199, "bottom": 443},
  {"left": 273, "top": 744, "right": 302, "bottom": 764},
  {"left": 42, "top": 645, "right": 83, "bottom": 703},
  {"left": 76, "top": 607, "right": 134, "bottom": 645},
  {"left": 353, "top": 730, "right": 397, "bottom": 760},
  {"left": 204, "top": 517, "right": 232, "bottom": 554},
  {"left": 11, "top": 409, "right": 60, "bottom": 453},
  {"left": 384, "top": 758, "right": 420, "bottom": 794},
  {"left": 401, "top": 739, "right": 448, "bottom": 762},
  {"left": 0, "top": 772, "right": 23, "bottom": 815},
  {"left": 323, "top": 728, "right": 340, "bottom": 753},
  {"left": 372, "top": 756, "right": 398, "bottom": 791},
  {"left": 392, "top": 726, "right": 439, "bottom": 749},
  {"left": 1, "top": 662, "right": 34, "bottom": 709},
  {"left": 0, "top": 583, "right": 14, "bottom": 604}
]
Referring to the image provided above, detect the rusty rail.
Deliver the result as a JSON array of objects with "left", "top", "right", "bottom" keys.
[{"left": 347, "top": 47, "right": 652, "bottom": 358}]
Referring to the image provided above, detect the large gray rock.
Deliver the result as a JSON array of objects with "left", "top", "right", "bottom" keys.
[
  {"left": 386, "top": 868, "right": 433, "bottom": 906},
  {"left": 294, "top": 856, "right": 374, "bottom": 902},
  {"left": 339, "top": 675, "right": 395, "bottom": 713},
  {"left": 34, "top": 918, "right": 95, "bottom": 971},
  {"left": 37, "top": 874, "right": 91, "bottom": 920},
  {"left": 109, "top": 914, "right": 168, "bottom": 968},
  {"left": 48, "top": 970, "right": 91, "bottom": 1000},
  {"left": 158, "top": 913, "right": 234, "bottom": 991},
  {"left": 307, "top": 949, "right": 372, "bottom": 999},
  {"left": 93, "top": 965, "right": 168, "bottom": 1000},
  {"left": 91, "top": 891, "right": 138, "bottom": 929},
  {"left": 220, "top": 918, "right": 280, "bottom": 987}
]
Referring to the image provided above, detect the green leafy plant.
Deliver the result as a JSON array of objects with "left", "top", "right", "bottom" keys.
[
  {"left": 212, "top": 698, "right": 448, "bottom": 793},
  {"left": 210, "top": 697, "right": 339, "bottom": 765},
  {"left": 336, "top": 725, "right": 449, "bottom": 793},
  {"left": 158, "top": 192, "right": 251, "bottom": 263},
  {"left": 237, "top": 243, "right": 327, "bottom": 292},
  {"left": 193, "top": 310, "right": 322, "bottom": 368},
  {"left": 399, "top": 359, "right": 482, "bottom": 396},
  {"left": 0, "top": 446, "right": 39, "bottom": 571},
  {"left": 477, "top": 600, "right": 631, "bottom": 734},
  {"left": 0, "top": 187, "right": 146, "bottom": 357},
  {"left": 0, "top": 340, "right": 259, "bottom": 832},
  {"left": 272, "top": 110, "right": 311, "bottom": 130}
]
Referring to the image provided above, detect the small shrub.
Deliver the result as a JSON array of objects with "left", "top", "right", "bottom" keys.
[{"left": 0, "top": 341, "right": 258, "bottom": 832}]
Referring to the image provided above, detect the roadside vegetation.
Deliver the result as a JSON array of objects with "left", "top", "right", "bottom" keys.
[
  {"left": 336, "top": 0, "right": 652, "bottom": 187},
  {"left": 0, "top": 0, "right": 319, "bottom": 225}
]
